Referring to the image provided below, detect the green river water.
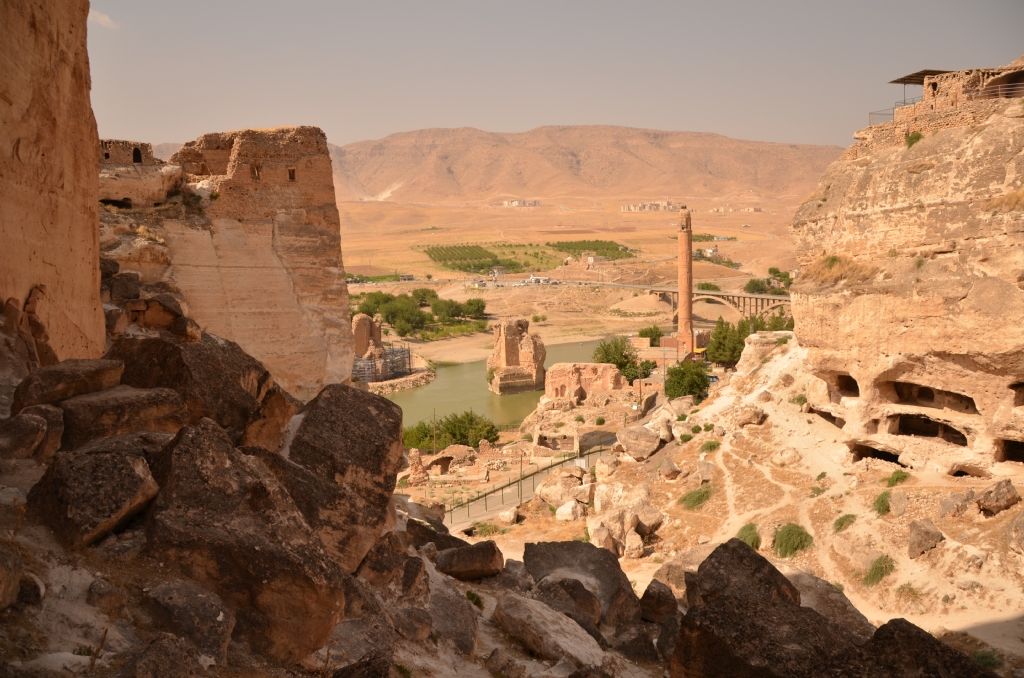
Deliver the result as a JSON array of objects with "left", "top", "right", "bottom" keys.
[{"left": 387, "top": 340, "right": 603, "bottom": 427}]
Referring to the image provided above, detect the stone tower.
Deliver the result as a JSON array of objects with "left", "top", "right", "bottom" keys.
[{"left": 677, "top": 210, "right": 694, "bottom": 353}]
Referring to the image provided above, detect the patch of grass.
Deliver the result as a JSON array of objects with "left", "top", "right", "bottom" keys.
[
  {"left": 776, "top": 336, "right": 790, "bottom": 345},
  {"left": 691, "top": 408, "right": 700, "bottom": 414},
  {"left": 574, "top": 527, "right": 591, "bottom": 543},
  {"left": 691, "top": 425, "right": 701, "bottom": 434},
  {"left": 914, "top": 257, "right": 925, "bottom": 269},
  {"left": 896, "top": 582, "right": 921, "bottom": 604},
  {"left": 466, "top": 590, "right": 484, "bottom": 610},
  {"left": 970, "top": 649, "right": 1003, "bottom": 670},
  {"left": 873, "top": 491, "right": 892, "bottom": 516},
  {"left": 888, "top": 248, "right": 898, "bottom": 258},
  {"left": 774, "top": 523, "right": 813, "bottom": 558},
  {"left": 521, "top": 433, "right": 533, "bottom": 441},
  {"left": 703, "top": 423, "right": 714, "bottom": 432},
  {"left": 736, "top": 523, "right": 761, "bottom": 550},
  {"left": 548, "top": 504, "right": 556, "bottom": 516},
  {"left": 595, "top": 417, "right": 605, "bottom": 425},
  {"left": 553, "top": 421, "right": 565, "bottom": 429},
  {"left": 885, "top": 470, "right": 910, "bottom": 487},
  {"left": 574, "top": 415, "right": 584, "bottom": 423},
  {"left": 790, "top": 393, "right": 807, "bottom": 406},
  {"left": 833, "top": 582, "right": 844, "bottom": 592},
  {"left": 700, "top": 440, "right": 720, "bottom": 453},
  {"left": 397, "top": 477, "right": 409, "bottom": 488},
  {"left": 394, "top": 664, "right": 413, "bottom": 678},
  {"left": 987, "top": 186, "right": 1024, "bottom": 212},
  {"left": 679, "top": 434, "right": 693, "bottom": 443},
  {"left": 816, "top": 471, "right": 827, "bottom": 481},
  {"left": 676, "top": 414, "right": 687, "bottom": 422},
  {"left": 679, "top": 484, "right": 712, "bottom": 510},
  {"left": 863, "top": 555, "right": 895, "bottom": 586},
  {"left": 474, "top": 522, "right": 500, "bottom": 537},
  {"left": 833, "top": 514, "right": 856, "bottom": 533},
  {"left": 802, "top": 254, "right": 876, "bottom": 287},
  {"left": 810, "top": 486, "right": 825, "bottom": 497},
  {"left": 905, "top": 131, "right": 923, "bottom": 148}
]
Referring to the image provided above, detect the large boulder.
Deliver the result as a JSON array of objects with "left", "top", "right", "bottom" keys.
[
  {"left": 406, "top": 517, "right": 470, "bottom": 552},
  {"left": 146, "top": 579, "right": 236, "bottom": 667},
  {"left": 355, "top": 531, "right": 428, "bottom": 603},
  {"left": 254, "top": 385, "right": 404, "bottom": 573},
  {"left": 782, "top": 570, "right": 876, "bottom": 645},
  {"left": 615, "top": 425, "right": 662, "bottom": 460},
  {"left": 238, "top": 383, "right": 297, "bottom": 452},
  {"left": 975, "top": 479, "right": 1020, "bottom": 516},
  {"left": 650, "top": 543, "right": 718, "bottom": 604},
  {"left": 534, "top": 577, "right": 607, "bottom": 648},
  {"left": 315, "top": 614, "right": 397, "bottom": 678},
  {"left": 59, "top": 385, "right": 189, "bottom": 449},
  {"left": 537, "top": 470, "right": 583, "bottom": 506},
  {"left": 435, "top": 540, "right": 504, "bottom": 580},
  {"left": 0, "top": 411, "right": 46, "bottom": 459},
  {"left": 28, "top": 445, "right": 159, "bottom": 547},
  {"left": 523, "top": 541, "right": 641, "bottom": 628},
  {"left": 685, "top": 538, "right": 800, "bottom": 608},
  {"left": 639, "top": 579, "right": 676, "bottom": 624},
  {"left": 18, "top": 403, "right": 64, "bottom": 462},
  {"left": 908, "top": 519, "right": 945, "bottom": 559},
  {"left": 145, "top": 419, "right": 347, "bottom": 662},
  {"left": 493, "top": 592, "right": 606, "bottom": 667},
  {"left": 115, "top": 633, "right": 201, "bottom": 678},
  {"left": 425, "top": 562, "right": 479, "bottom": 655},
  {"left": 11, "top": 358, "right": 123, "bottom": 414},
  {"left": 105, "top": 333, "right": 275, "bottom": 442}
]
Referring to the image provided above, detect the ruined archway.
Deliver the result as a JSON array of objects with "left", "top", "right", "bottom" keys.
[{"left": 132, "top": 147, "right": 142, "bottom": 163}]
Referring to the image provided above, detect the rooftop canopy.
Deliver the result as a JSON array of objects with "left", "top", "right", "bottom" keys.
[{"left": 890, "top": 69, "right": 952, "bottom": 86}]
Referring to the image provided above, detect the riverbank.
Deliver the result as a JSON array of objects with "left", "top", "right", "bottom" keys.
[{"left": 404, "top": 325, "right": 616, "bottom": 365}]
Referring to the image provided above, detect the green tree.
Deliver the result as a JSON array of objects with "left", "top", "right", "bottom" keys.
[
  {"left": 705, "top": 317, "right": 737, "bottom": 366},
  {"left": 622, "top": 359, "right": 657, "bottom": 384},
  {"left": 743, "top": 278, "right": 770, "bottom": 294},
  {"left": 411, "top": 288, "right": 439, "bottom": 306},
  {"left": 665, "top": 360, "right": 710, "bottom": 399},
  {"left": 696, "top": 282, "right": 721, "bottom": 291},
  {"left": 463, "top": 298, "right": 486, "bottom": 319},
  {"left": 767, "top": 267, "right": 792, "bottom": 288},
  {"left": 357, "top": 291, "right": 396, "bottom": 317},
  {"left": 593, "top": 336, "right": 639, "bottom": 372},
  {"left": 380, "top": 295, "right": 430, "bottom": 329},
  {"left": 431, "top": 298, "right": 463, "bottom": 323},
  {"left": 766, "top": 311, "right": 792, "bottom": 331},
  {"left": 437, "top": 410, "right": 499, "bottom": 447},
  {"left": 638, "top": 325, "right": 663, "bottom": 347}
]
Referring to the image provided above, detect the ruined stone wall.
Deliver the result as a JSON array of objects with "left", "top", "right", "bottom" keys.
[
  {"left": 791, "top": 89, "right": 1024, "bottom": 472},
  {"left": 100, "top": 140, "right": 156, "bottom": 166},
  {"left": 544, "top": 363, "right": 626, "bottom": 403},
  {"left": 486, "top": 319, "right": 546, "bottom": 394},
  {"left": 0, "top": 0, "right": 105, "bottom": 360}
]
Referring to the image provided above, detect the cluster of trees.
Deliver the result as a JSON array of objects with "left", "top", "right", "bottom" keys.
[
  {"left": 696, "top": 282, "right": 721, "bottom": 291},
  {"left": 547, "top": 240, "right": 633, "bottom": 261},
  {"left": 705, "top": 313, "right": 794, "bottom": 366},
  {"left": 638, "top": 325, "right": 663, "bottom": 347},
  {"left": 665, "top": 360, "right": 710, "bottom": 400},
  {"left": 355, "top": 290, "right": 486, "bottom": 337},
  {"left": 423, "top": 245, "right": 523, "bottom": 274},
  {"left": 403, "top": 410, "right": 500, "bottom": 450},
  {"left": 743, "top": 268, "right": 792, "bottom": 295},
  {"left": 592, "top": 336, "right": 656, "bottom": 384}
]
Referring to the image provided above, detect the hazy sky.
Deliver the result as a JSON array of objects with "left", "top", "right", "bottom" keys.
[{"left": 87, "top": 1, "right": 1024, "bottom": 149}]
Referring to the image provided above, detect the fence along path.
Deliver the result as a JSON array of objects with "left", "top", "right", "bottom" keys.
[{"left": 444, "top": 444, "right": 613, "bottom": 532}]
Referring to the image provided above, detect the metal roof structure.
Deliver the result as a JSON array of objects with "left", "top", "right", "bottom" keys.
[{"left": 889, "top": 70, "right": 952, "bottom": 86}]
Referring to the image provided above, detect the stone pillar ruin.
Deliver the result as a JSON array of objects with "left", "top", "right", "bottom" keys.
[{"left": 677, "top": 210, "right": 694, "bottom": 353}]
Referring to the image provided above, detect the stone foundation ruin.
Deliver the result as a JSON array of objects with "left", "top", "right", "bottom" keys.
[{"left": 486, "top": 319, "right": 546, "bottom": 394}]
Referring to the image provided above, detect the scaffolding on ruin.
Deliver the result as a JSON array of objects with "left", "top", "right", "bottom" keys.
[{"left": 351, "top": 344, "right": 412, "bottom": 383}]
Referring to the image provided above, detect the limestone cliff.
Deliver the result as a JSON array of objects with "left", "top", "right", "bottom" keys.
[
  {"left": 791, "top": 60, "right": 1024, "bottom": 472},
  {"left": 1, "top": 0, "right": 105, "bottom": 360},
  {"left": 101, "top": 127, "right": 354, "bottom": 401}
]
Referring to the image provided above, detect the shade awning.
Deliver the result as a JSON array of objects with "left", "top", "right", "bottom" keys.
[{"left": 890, "top": 70, "right": 952, "bottom": 86}]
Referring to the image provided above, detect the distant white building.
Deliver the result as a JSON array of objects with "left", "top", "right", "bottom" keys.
[
  {"left": 621, "top": 200, "right": 682, "bottom": 212},
  {"left": 503, "top": 199, "right": 542, "bottom": 207}
]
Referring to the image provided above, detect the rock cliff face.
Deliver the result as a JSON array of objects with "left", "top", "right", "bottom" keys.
[
  {"left": 791, "top": 60, "right": 1024, "bottom": 473},
  {"left": 487, "top": 320, "right": 546, "bottom": 394},
  {"left": 100, "top": 127, "right": 354, "bottom": 401},
  {"left": 0, "top": 0, "right": 105, "bottom": 360}
]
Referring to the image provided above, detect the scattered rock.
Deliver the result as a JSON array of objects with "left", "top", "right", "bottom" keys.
[
  {"left": 497, "top": 506, "right": 520, "bottom": 526},
  {"left": 697, "top": 460, "right": 715, "bottom": 484},
  {"left": 656, "top": 612, "right": 681, "bottom": 659},
  {"left": 735, "top": 405, "right": 767, "bottom": 427},
  {"left": 534, "top": 577, "right": 606, "bottom": 648},
  {"left": 623, "top": 529, "right": 644, "bottom": 559},
  {"left": 28, "top": 445, "right": 159, "bottom": 547},
  {"left": 100, "top": 257, "right": 120, "bottom": 279},
  {"left": 481, "top": 558, "right": 535, "bottom": 591},
  {"left": 611, "top": 624, "right": 659, "bottom": 663},
  {"left": 0, "top": 411, "right": 46, "bottom": 459},
  {"left": 388, "top": 606, "right": 433, "bottom": 641},
  {"left": 890, "top": 489, "right": 909, "bottom": 517},
  {"left": 425, "top": 565, "right": 479, "bottom": 655},
  {"left": 406, "top": 517, "right": 470, "bottom": 552},
  {"left": 569, "top": 482, "right": 595, "bottom": 504},
  {"left": 493, "top": 592, "right": 606, "bottom": 667},
  {"left": 650, "top": 543, "right": 717, "bottom": 604},
  {"left": 524, "top": 541, "right": 641, "bottom": 627},
  {"left": 87, "top": 578, "right": 127, "bottom": 616},
  {"left": 18, "top": 403, "right": 63, "bottom": 462},
  {"left": 486, "top": 647, "right": 526, "bottom": 678},
  {"left": 59, "top": 385, "right": 189, "bottom": 449},
  {"left": 639, "top": 579, "right": 676, "bottom": 623},
  {"left": 115, "top": 633, "right": 200, "bottom": 678},
  {"left": 11, "top": 358, "right": 124, "bottom": 413},
  {"left": 908, "top": 519, "right": 945, "bottom": 559},
  {"left": 615, "top": 425, "right": 662, "bottom": 460},
  {"left": 319, "top": 614, "right": 397, "bottom": 678},
  {"left": 435, "top": 540, "right": 504, "bottom": 580},
  {"left": 659, "top": 457, "right": 681, "bottom": 479},
  {"left": 355, "top": 532, "right": 428, "bottom": 601},
  {"left": 0, "top": 543, "right": 23, "bottom": 611},
  {"left": 939, "top": 489, "right": 975, "bottom": 518},
  {"left": 770, "top": 449, "right": 801, "bottom": 467},
  {"left": 976, "top": 479, "right": 1020, "bottom": 516},
  {"left": 239, "top": 383, "right": 297, "bottom": 452},
  {"left": 146, "top": 579, "right": 236, "bottom": 667},
  {"left": 1007, "top": 510, "right": 1024, "bottom": 554},
  {"left": 146, "top": 419, "right": 347, "bottom": 662},
  {"left": 556, "top": 500, "right": 584, "bottom": 521},
  {"left": 697, "top": 535, "right": 711, "bottom": 545},
  {"left": 106, "top": 272, "right": 141, "bottom": 302},
  {"left": 633, "top": 504, "right": 664, "bottom": 536},
  {"left": 537, "top": 470, "right": 583, "bottom": 506}
]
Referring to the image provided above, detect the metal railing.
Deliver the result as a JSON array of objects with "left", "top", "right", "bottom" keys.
[
  {"left": 442, "top": 444, "right": 612, "bottom": 526},
  {"left": 965, "top": 82, "right": 1024, "bottom": 100}
]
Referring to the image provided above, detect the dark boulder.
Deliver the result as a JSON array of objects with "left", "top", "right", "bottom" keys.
[
  {"left": 639, "top": 578, "right": 676, "bottom": 623},
  {"left": 908, "top": 519, "right": 945, "bottom": 559},
  {"left": 355, "top": 531, "right": 428, "bottom": 602},
  {"left": 406, "top": 517, "right": 470, "bottom": 552},
  {"left": 534, "top": 577, "right": 607, "bottom": 648},
  {"left": 687, "top": 538, "right": 800, "bottom": 608},
  {"left": 435, "top": 540, "right": 504, "bottom": 580},
  {"left": 612, "top": 624, "right": 660, "bottom": 663},
  {"left": 59, "top": 385, "right": 189, "bottom": 449},
  {"left": 0, "top": 411, "right": 46, "bottom": 459},
  {"left": 239, "top": 383, "right": 297, "bottom": 452},
  {"left": 146, "top": 579, "right": 236, "bottom": 667},
  {"left": 114, "top": 633, "right": 200, "bottom": 678},
  {"left": 18, "top": 404, "right": 63, "bottom": 462},
  {"left": 11, "top": 358, "right": 123, "bottom": 413}
]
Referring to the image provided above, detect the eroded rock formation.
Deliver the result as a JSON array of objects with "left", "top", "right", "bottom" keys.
[
  {"left": 486, "top": 319, "right": 546, "bottom": 394},
  {"left": 792, "top": 56, "right": 1024, "bottom": 474}
]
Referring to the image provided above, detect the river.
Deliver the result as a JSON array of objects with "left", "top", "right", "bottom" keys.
[{"left": 386, "top": 340, "right": 603, "bottom": 427}]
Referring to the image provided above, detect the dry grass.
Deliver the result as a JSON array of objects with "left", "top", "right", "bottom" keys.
[
  {"left": 987, "top": 187, "right": 1024, "bottom": 212},
  {"left": 801, "top": 255, "right": 876, "bottom": 286}
]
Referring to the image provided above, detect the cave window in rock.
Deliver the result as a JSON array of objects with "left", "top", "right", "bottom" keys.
[
  {"left": 132, "top": 147, "right": 142, "bottom": 163},
  {"left": 100, "top": 198, "right": 132, "bottom": 209},
  {"left": 810, "top": 408, "right": 845, "bottom": 429},
  {"left": 851, "top": 444, "right": 905, "bottom": 466},
  {"left": 288, "top": 168, "right": 296, "bottom": 182},
  {"left": 104, "top": 152, "right": 110, "bottom": 159},
  {"left": 250, "top": 162, "right": 262, "bottom": 182},
  {"left": 948, "top": 463, "right": 990, "bottom": 478},
  {"left": 896, "top": 414, "right": 967, "bottom": 447},
  {"left": 890, "top": 381, "right": 978, "bottom": 414},
  {"left": 836, "top": 374, "right": 860, "bottom": 397},
  {"left": 1012, "top": 383, "right": 1024, "bottom": 408},
  {"left": 999, "top": 439, "right": 1024, "bottom": 463}
]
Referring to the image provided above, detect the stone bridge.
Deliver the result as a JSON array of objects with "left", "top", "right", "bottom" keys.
[{"left": 658, "top": 288, "right": 791, "bottom": 319}]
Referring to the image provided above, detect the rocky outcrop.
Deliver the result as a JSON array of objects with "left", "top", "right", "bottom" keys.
[
  {"left": 1, "top": 0, "right": 106, "bottom": 361},
  {"left": 615, "top": 424, "right": 662, "bottom": 460},
  {"left": 11, "top": 359, "right": 123, "bottom": 413},
  {"left": 434, "top": 541, "right": 504, "bottom": 580},
  {"left": 791, "top": 61, "right": 1024, "bottom": 472},
  {"left": 59, "top": 385, "right": 189, "bottom": 449},
  {"left": 487, "top": 319, "right": 546, "bottom": 394},
  {"left": 493, "top": 592, "right": 606, "bottom": 668},
  {"left": 145, "top": 580, "right": 236, "bottom": 667}
]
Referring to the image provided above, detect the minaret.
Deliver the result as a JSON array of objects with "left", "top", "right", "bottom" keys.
[{"left": 678, "top": 210, "right": 694, "bottom": 354}]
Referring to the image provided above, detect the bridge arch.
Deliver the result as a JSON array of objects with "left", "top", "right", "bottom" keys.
[
  {"left": 692, "top": 294, "right": 742, "bottom": 315},
  {"left": 756, "top": 300, "right": 792, "bottom": 320}
]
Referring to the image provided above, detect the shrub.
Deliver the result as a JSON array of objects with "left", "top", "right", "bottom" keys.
[
  {"left": 638, "top": 325, "right": 663, "bottom": 347},
  {"left": 833, "top": 514, "right": 856, "bottom": 533},
  {"left": 774, "top": 523, "right": 813, "bottom": 557},
  {"left": 885, "top": 470, "right": 910, "bottom": 487},
  {"left": 895, "top": 582, "right": 921, "bottom": 604},
  {"left": 905, "top": 131, "right": 923, "bottom": 148},
  {"left": 801, "top": 255, "right": 876, "bottom": 287},
  {"left": 411, "top": 288, "right": 439, "bottom": 306},
  {"left": 394, "top": 665, "right": 412, "bottom": 678},
  {"left": 665, "top": 361, "right": 710, "bottom": 399},
  {"left": 486, "top": 367, "right": 495, "bottom": 383},
  {"left": 425, "top": 273, "right": 433, "bottom": 280},
  {"left": 403, "top": 410, "right": 500, "bottom": 449},
  {"left": 863, "top": 555, "right": 895, "bottom": 586},
  {"left": 463, "top": 298, "right": 487, "bottom": 318},
  {"left": 677, "top": 414, "right": 687, "bottom": 422},
  {"left": 873, "top": 491, "right": 891, "bottom": 516},
  {"left": 970, "top": 650, "right": 1003, "bottom": 670},
  {"left": 790, "top": 393, "right": 807, "bottom": 406},
  {"left": 703, "top": 423, "right": 714, "bottom": 432},
  {"left": 833, "top": 582, "right": 844, "bottom": 592},
  {"left": 593, "top": 336, "right": 639, "bottom": 372},
  {"left": 465, "top": 590, "right": 484, "bottom": 609},
  {"left": 700, "top": 440, "right": 720, "bottom": 453},
  {"left": 595, "top": 417, "right": 605, "bottom": 425},
  {"left": 697, "top": 281, "right": 721, "bottom": 291},
  {"left": 474, "top": 522, "right": 499, "bottom": 537},
  {"left": 914, "top": 257, "right": 925, "bottom": 269},
  {"left": 743, "top": 278, "right": 769, "bottom": 294},
  {"left": 736, "top": 523, "right": 761, "bottom": 550},
  {"left": 532, "top": 314, "right": 542, "bottom": 322},
  {"left": 553, "top": 421, "right": 565, "bottom": 429},
  {"left": 574, "top": 415, "right": 584, "bottom": 423},
  {"left": 679, "top": 434, "right": 693, "bottom": 443},
  {"left": 679, "top": 485, "right": 712, "bottom": 510},
  {"left": 691, "top": 425, "right": 701, "bottom": 434},
  {"left": 816, "top": 471, "right": 827, "bottom": 481},
  {"left": 810, "top": 486, "right": 825, "bottom": 497}
]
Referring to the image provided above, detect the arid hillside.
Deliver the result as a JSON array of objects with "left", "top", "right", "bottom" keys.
[{"left": 328, "top": 126, "right": 843, "bottom": 204}]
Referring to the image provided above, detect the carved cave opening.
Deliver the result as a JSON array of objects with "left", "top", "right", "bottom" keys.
[
  {"left": 100, "top": 198, "right": 132, "bottom": 209},
  {"left": 810, "top": 408, "right": 845, "bottom": 429},
  {"left": 288, "top": 168, "right": 296, "bottom": 182},
  {"left": 999, "top": 439, "right": 1024, "bottom": 463},
  {"left": 896, "top": 414, "right": 967, "bottom": 446},
  {"left": 836, "top": 374, "right": 860, "bottom": 397},
  {"left": 132, "top": 147, "right": 142, "bottom": 163},
  {"left": 891, "top": 381, "right": 978, "bottom": 414},
  {"left": 949, "top": 464, "right": 990, "bottom": 478},
  {"left": 851, "top": 444, "right": 906, "bottom": 467},
  {"left": 1012, "top": 383, "right": 1024, "bottom": 408}
]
